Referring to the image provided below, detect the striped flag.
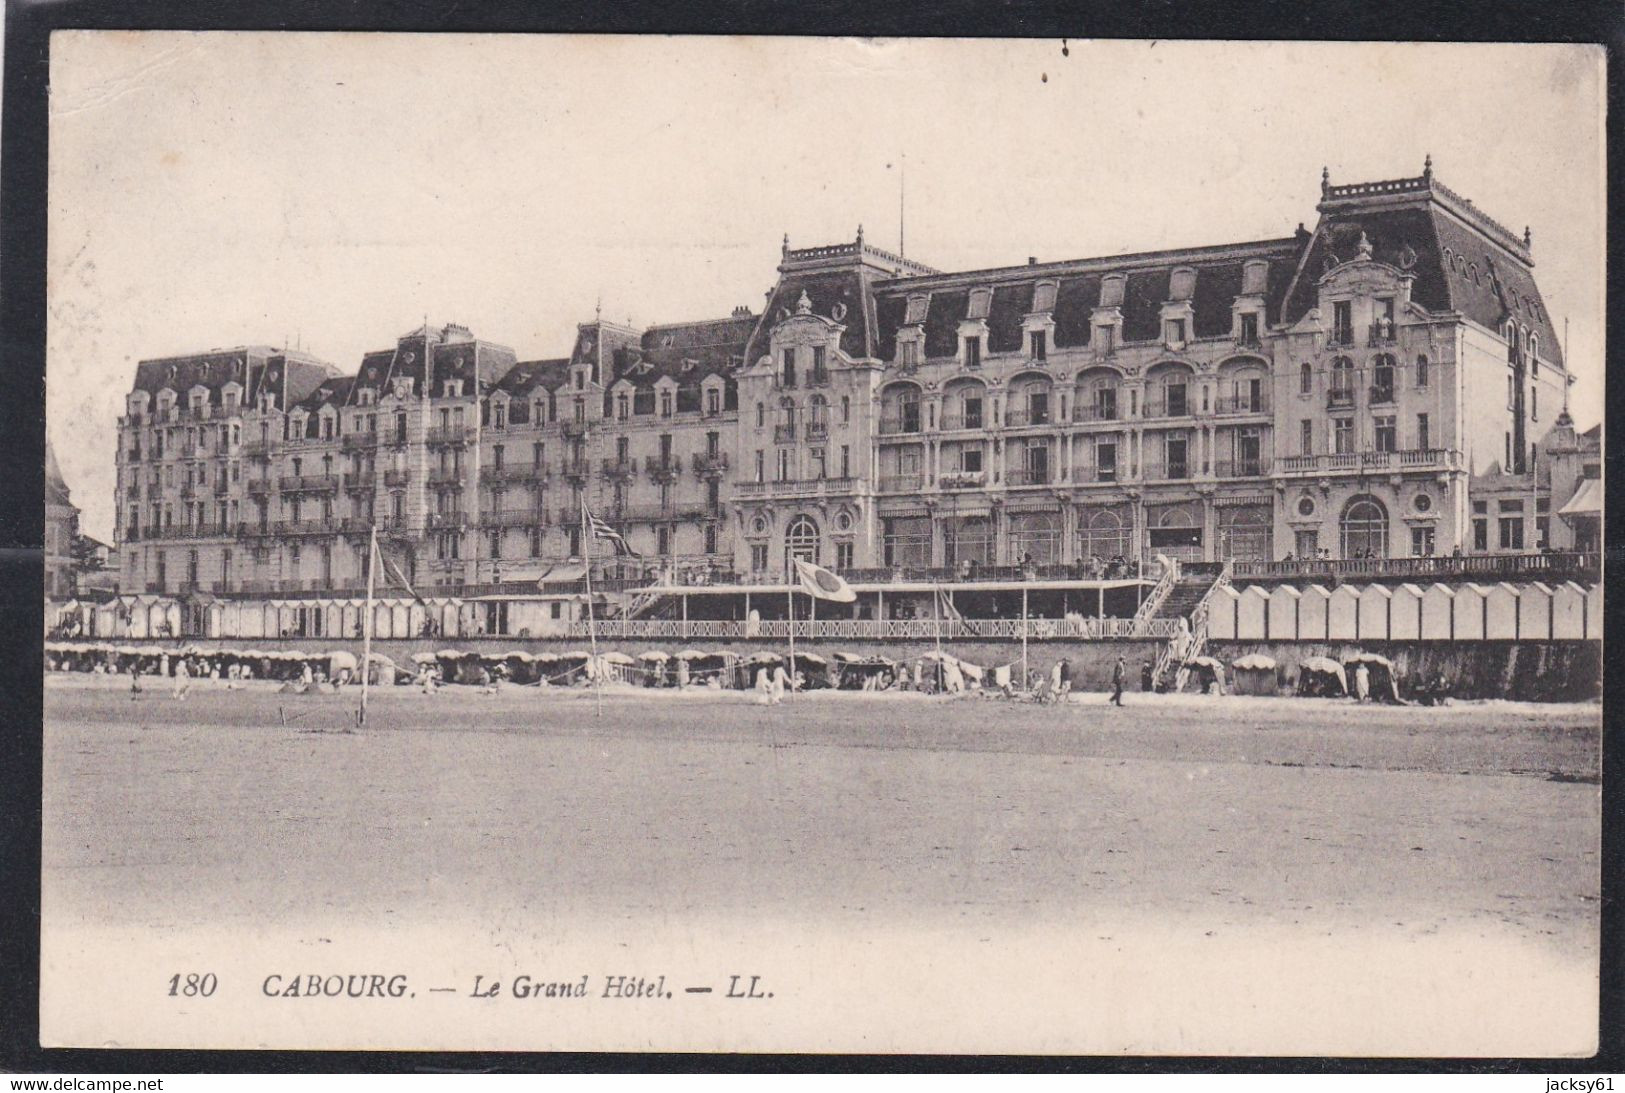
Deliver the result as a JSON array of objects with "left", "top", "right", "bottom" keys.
[
  {"left": 583, "top": 503, "right": 640, "bottom": 557},
  {"left": 792, "top": 557, "right": 856, "bottom": 603}
]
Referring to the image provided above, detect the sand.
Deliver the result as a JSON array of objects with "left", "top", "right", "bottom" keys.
[{"left": 40, "top": 676, "right": 1601, "bottom": 1055}]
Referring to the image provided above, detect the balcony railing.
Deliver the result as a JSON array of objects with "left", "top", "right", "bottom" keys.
[
  {"left": 1140, "top": 462, "right": 1191, "bottom": 482},
  {"left": 275, "top": 519, "right": 343, "bottom": 537},
  {"left": 561, "top": 419, "right": 593, "bottom": 439},
  {"left": 561, "top": 459, "right": 591, "bottom": 478},
  {"left": 214, "top": 479, "right": 231, "bottom": 496},
  {"left": 1142, "top": 399, "right": 1191, "bottom": 420},
  {"left": 937, "top": 472, "right": 987, "bottom": 490},
  {"left": 241, "top": 440, "right": 273, "bottom": 458},
  {"left": 1005, "top": 468, "right": 1052, "bottom": 486},
  {"left": 691, "top": 452, "right": 730, "bottom": 475},
  {"left": 1327, "top": 387, "right": 1356, "bottom": 410},
  {"left": 426, "top": 512, "right": 468, "bottom": 530},
  {"left": 645, "top": 455, "right": 681, "bottom": 480},
  {"left": 1004, "top": 408, "right": 1054, "bottom": 428},
  {"left": 1368, "top": 320, "right": 1397, "bottom": 346},
  {"left": 600, "top": 457, "right": 637, "bottom": 479},
  {"left": 341, "top": 433, "right": 380, "bottom": 451},
  {"left": 149, "top": 522, "right": 234, "bottom": 541},
  {"left": 245, "top": 478, "right": 273, "bottom": 496},
  {"left": 279, "top": 474, "right": 341, "bottom": 492},
  {"left": 1213, "top": 457, "right": 1271, "bottom": 478},
  {"left": 877, "top": 473, "right": 925, "bottom": 492},
  {"left": 483, "top": 462, "right": 547, "bottom": 482},
  {"left": 877, "top": 417, "right": 921, "bottom": 436},
  {"left": 383, "top": 469, "right": 410, "bottom": 487},
  {"left": 1231, "top": 551, "right": 1599, "bottom": 584},
  {"left": 773, "top": 423, "right": 797, "bottom": 443},
  {"left": 733, "top": 477, "right": 858, "bottom": 498},
  {"left": 1072, "top": 403, "right": 1119, "bottom": 423},
  {"left": 1214, "top": 393, "right": 1270, "bottom": 415},
  {"left": 1278, "top": 449, "right": 1458, "bottom": 474},
  {"left": 561, "top": 616, "right": 1181, "bottom": 642},
  {"left": 1327, "top": 326, "right": 1357, "bottom": 347},
  {"left": 939, "top": 413, "right": 985, "bottom": 432},
  {"left": 1072, "top": 464, "right": 1119, "bottom": 484},
  {"left": 806, "top": 420, "right": 829, "bottom": 441},
  {"left": 1368, "top": 385, "right": 1396, "bottom": 405},
  {"left": 426, "top": 426, "right": 473, "bottom": 446},
  {"left": 481, "top": 508, "right": 549, "bottom": 528}
]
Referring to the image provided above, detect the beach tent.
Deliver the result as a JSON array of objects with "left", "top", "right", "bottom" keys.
[
  {"left": 1343, "top": 652, "right": 1401, "bottom": 703},
  {"left": 1297, "top": 656, "right": 1348, "bottom": 697},
  {"left": 1230, "top": 653, "right": 1278, "bottom": 695},
  {"left": 328, "top": 650, "right": 359, "bottom": 678},
  {"left": 1184, "top": 654, "right": 1227, "bottom": 694}
]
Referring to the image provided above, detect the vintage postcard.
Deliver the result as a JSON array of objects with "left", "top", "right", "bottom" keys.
[{"left": 41, "top": 34, "right": 1604, "bottom": 1055}]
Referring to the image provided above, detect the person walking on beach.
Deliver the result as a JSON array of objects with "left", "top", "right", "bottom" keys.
[
  {"left": 129, "top": 664, "right": 143, "bottom": 697},
  {"left": 172, "top": 657, "right": 191, "bottom": 701},
  {"left": 1353, "top": 662, "right": 1371, "bottom": 703},
  {"left": 1057, "top": 656, "right": 1072, "bottom": 700},
  {"left": 1110, "top": 656, "right": 1126, "bottom": 706}
]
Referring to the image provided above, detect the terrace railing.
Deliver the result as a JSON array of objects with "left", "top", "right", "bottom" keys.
[
  {"left": 1229, "top": 551, "right": 1600, "bottom": 583},
  {"left": 559, "top": 616, "right": 1181, "bottom": 642}
]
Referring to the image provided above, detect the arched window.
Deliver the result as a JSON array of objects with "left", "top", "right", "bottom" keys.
[
  {"left": 1078, "top": 506, "right": 1133, "bottom": 559},
  {"left": 1300, "top": 362, "right": 1313, "bottom": 395},
  {"left": 1340, "top": 495, "right": 1389, "bottom": 559},
  {"left": 1009, "top": 512, "right": 1061, "bottom": 565},
  {"left": 785, "top": 514, "right": 820, "bottom": 574},
  {"left": 808, "top": 394, "right": 828, "bottom": 429},
  {"left": 1330, "top": 356, "right": 1354, "bottom": 393},
  {"left": 1371, "top": 353, "right": 1395, "bottom": 399}
]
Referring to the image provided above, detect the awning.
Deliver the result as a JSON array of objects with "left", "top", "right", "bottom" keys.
[
  {"left": 539, "top": 564, "right": 587, "bottom": 585},
  {"left": 1558, "top": 477, "right": 1601, "bottom": 518}
]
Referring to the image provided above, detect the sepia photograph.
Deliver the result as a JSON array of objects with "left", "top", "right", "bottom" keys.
[{"left": 38, "top": 33, "right": 1604, "bottom": 1056}]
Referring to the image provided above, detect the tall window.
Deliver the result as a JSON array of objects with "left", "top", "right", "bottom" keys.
[
  {"left": 1372, "top": 354, "right": 1395, "bottom": 400},
  {"left": 1417, "top": 413, "right": 1430, "bottom": 451},
  {"left": 1330, "top": 356, "right": 1354, "bottom": 395},
  {"left": 1300, "top": 362, "right": 1313, "bottom": 395},
  {"left": 781, "top": 348, "right": 796, "bottom": 387},
  {"left": 811, "top": 345, "right": 827, "bottom": 383},
  {"left": 1334, "top": 418, "right": 1353, "bottom": 454},
  {"left": 1300, "top": 419, "right": 1313, "bottom": 455},
  {"left": 1030, "top": 330, "right": 1047, "bottom": 361},
  {"left": 1416, "top": 355, "right": 1429, "bottom": 387},
  {"left": 1340, "top": 495, "right": 1388, "bottom": 558},
  {"left": 1374, "top": 415, "right": 1396, "bottom": 453},
  {"left": 785, "top": 515, "right": 820, "bottom": 572},
  {"left": 1332, "top": 300, "right": 1353, "bottom": 345},
  {"left": 963, "top": 337, "right": 981, "bottom": 370}
]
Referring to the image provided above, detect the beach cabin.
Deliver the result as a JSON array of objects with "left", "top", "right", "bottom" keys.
[
  {"left": 1298, "top": 585, "right": 1331, "bottom": 642},
  {"left": 1236, "top": 586, "right": 1269, "bottom": 640},
  {"left": 1357, "top": 584, "right": 1393, "bottom": 642},
  {"left": 1420, "top": 583, "right": 1455, "bottom": 640},
  {"left": 1207, "top": 584, "right": 1239, "bottom": 640},
  {"left": 1551, "top": 581, "right": 1586, "bottom": 639},
  {"left": 1484, "top": 583, "right": 1520, "bottom": 640},
  {"left": 1327, "top": 585, "right": 1360, "bottom": 641},
  {"left": 1388, "top": 584, "right": 1424, "bottom": 641},
  {"left": 1267, "top": 586, "right": 1301, "bottom": 642},
  {"left": 1517, "top": 583, "right": 1553, "bottom": 642},
  {"left": 1451, "top": 583, "right": 1487, "bottom": 641}
]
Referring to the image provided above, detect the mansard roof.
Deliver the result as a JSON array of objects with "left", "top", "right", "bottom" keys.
[
  {"left": 1281, "top": 169, "right": 1563, "bottom": 367},
  {"left": 611, "top": 314, "right": 753, "bottom": 391},
  {"left": 494, "top": 358, "right": 571, "bottom": 398},
  {"left": 871, "top": 238, "right": 1299, "bottom": 360}
]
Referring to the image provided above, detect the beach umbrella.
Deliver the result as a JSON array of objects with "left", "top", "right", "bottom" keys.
[
  {"left": 1300, "top": 656, "right": 1344, "bottom": 674},
  {"left": 1345, "top": 652, "right": 1394, "bottom": 668},
  {"left": 505, "top": 650, "right": 533, "bottom": 661},
  {"left": 558, "top": 650, "right": 592, "bottom": 660},
  {"left": 531, "top": 651, "right": 560, "bottom": 661},
  {"left": 831, "top": 651, "right": 861, "bottom": 662},
  {"left": 328, "top": 650, "right": 358, "bottom": 673},
  {"left": 436, "top": 648, "right": 469, "bottom": 660},
  {"left": 637, "top": 650, "right": 670, "bottom": 661},
  {"left": 675, "top": 649, "right": 709, "bottom": 659},
  {"left": 1185, "top": 655, "right": 1224, "bottom": 669},
  {"left": 411, "top": 652, "right": 439, "bottom": 664},
  {"left": 600, "top": 651, "right": 635, "bottom": 665},
  {"left": 791, "top": 651, "right": 826, "bottom": 665},
  {"left": 1231, "top": 653, "right": 1277, "bottom": 671}
]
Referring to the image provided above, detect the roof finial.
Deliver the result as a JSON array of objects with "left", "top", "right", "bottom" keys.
[
  {"left": 1423, "top": 153, "right": 1433, "bottom": 181},
  {"left": 595, "top": 294, "right": 602, "bottom": 322},
  {"left": 1356, "top": 231, "right": 1373, "bottom": 261},
  {"left": 1523, "top": 225, "right": 1532, "bottom": 250},
  {"left": 856, "top": 223, "right": 864, "bottom": 246},
  {"left": 1320, "top": 165, "right": 1329, "bottom": 197},
  {"left": 782, "top": 232, "right": 789, "bottom": 258}
]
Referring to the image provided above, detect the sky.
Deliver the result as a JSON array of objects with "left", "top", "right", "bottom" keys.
[{"left": 47, "top": 34, "right": 1606, "bottom": 541}]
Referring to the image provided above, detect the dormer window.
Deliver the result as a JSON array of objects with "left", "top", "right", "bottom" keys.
[
  {"left": 1033, "top": 281, "right": 1058, "bottom": 312},
  {"left": 492, "top": 402, "right": 506, "bottom": 429},
  {"left": 705, "top": 387, "right": 721, "bottom": 416},
  {"left": 967, "top": 288, "right": 993, "bottom": 321},
  {"left": 660, "top": 390, "right": 674, "bottom": 418},
  {"left": 615, "top": 393, "right": 629, "bottom": 420},
  {"left": 1030, "top": 330, "right": 1047, "bottom": 361},
  {"left": 899, "top": 340, "right": 920, "bottom": 369},
  {"left": 1530, "top": 335, "right": 1540, "bottom": 377},
  {"left": 1239, "top": 313, "right": 1259, "bottom": 346},
  {"left": 904, "top": 295, "right": 930, "bottom": 325},
  {"left": 1095, "top": 323, "right": 1117, "bottom": 354},
  {"left": 1163, "top": 319, "right": 1186, "bottom": 345},
  {"left": 964, "top": 336, "right": 982, "bottom": 370}
]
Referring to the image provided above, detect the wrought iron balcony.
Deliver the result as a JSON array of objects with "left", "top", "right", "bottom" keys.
[
  {"left": 1005, "top": 468, "right": 1052, "bottom": 486},
  {"left": 425, "top": 425, "right": 473, "bottom": 446},
  {"left": 482, "top": 508, "right": 549, "bottom": 528},
  {"left": 645, "top": 455, "right": 681, "bottom": 481},
  {"left": 1214, "top": 393, "right": 1270, "bottom": 415},
  {"left": 601, "top": 457, "right": 637, "bottom": 480},
  {"left": 806, "top": 420, "right": 829, "bottom": 441},
  {"left": 1072, "top": 402, "right": 1119, "bottom": 423},
  {"left": 1213, "top": 457, "right": 1271, "bottom": 478},
  {"left": 1327, "top": 387, "right": 1356, "bottom": 410},
  {"left": 341, "top": 433, "right": 380, "bottom": 451},
  {"left": 383, "top": 469, "right": 410, "bottom": 487},
  {"left": 427, "top": 466, "right": 463, "bottom": 485},
  {"left": 1368, "top": 320, "right": 1397, "bottom": 346},
  {"left": 691, "top": 451, "right": 729, "bottom": 475},
  {"left": 1140, "top": 462, "right": 1190, "bottom": 482},
  {"left": 939, "top": 413, "right": 985, "bottom": 432},
  {"left": 279, "top": 474, "right": 341, "bottom": 492},
  {"left": 1368, "top": 385, "right": 1396, "bottom": 405},
  {"left": 877, "top": 417, "right": 921, "bottom": 436},
  {"left": 877, "top": 474, "right": 925, "bottom": 492},
  {"left": 1004, "top": 408, "right": 1053, "bottom": 428},
  {"left": 560, "top": 459, "right": 591, "bottom": 479},
  {"left": 773, "top": 423, "right": 798, "bottom": 443}
]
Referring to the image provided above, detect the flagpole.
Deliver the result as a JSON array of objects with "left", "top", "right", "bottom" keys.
[
  {"left": 933, "top": 579, "right": 944, "bottom": 682},
  {"left": 360, "top": 524, "right": 376, "bottom": 728},
  {"left": 1021, "top": 586, "right": 1029, "bottom": 692},
  {"left": 582, "top": 498, "right": 602, "bottom": 718},
  {"left": 786, "top": 577, "right": 797, "bottom": 704}
]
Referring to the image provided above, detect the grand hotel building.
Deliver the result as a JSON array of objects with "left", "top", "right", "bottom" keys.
[{"left": 113, "top": 163, "right": 1593, "bottom": 598}]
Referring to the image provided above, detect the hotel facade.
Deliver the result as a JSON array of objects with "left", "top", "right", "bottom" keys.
[{"left": 111, "top": 163, "right": 1597, "bottom": 601}]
